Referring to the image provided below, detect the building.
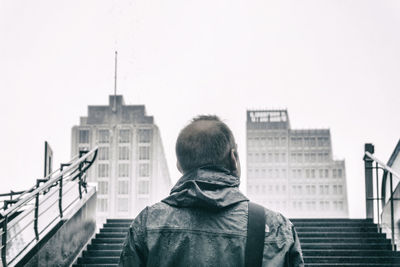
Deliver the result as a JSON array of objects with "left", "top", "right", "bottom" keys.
[
  {"left": 71, "top": 95, "right": 171, "bottom": 220},
  {"left": 246, "top": 110, "right": 348, "bottom": 218}
]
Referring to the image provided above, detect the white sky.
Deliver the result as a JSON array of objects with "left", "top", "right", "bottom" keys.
[{"left": 1, "top": 0, "right": 399, "bottom": 218}]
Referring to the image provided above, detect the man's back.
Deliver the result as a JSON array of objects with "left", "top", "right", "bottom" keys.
[{"left": 119, "top": 166, "right": 303, "bottom": 267}]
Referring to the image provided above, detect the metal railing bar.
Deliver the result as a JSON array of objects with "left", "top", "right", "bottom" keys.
[
  {"left": 6, "top": 218, "right": 35, "bottom": 244},
  {"left": 1, "top": 147, "right": 98, "bottom": 218},
  {"left": 365, "top": 151, "right": 400, "bottom": 180}
]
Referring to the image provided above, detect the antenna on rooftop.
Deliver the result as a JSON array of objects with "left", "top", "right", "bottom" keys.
[{"left": 112, "top": 51, "right": 118, "bottom": 113}]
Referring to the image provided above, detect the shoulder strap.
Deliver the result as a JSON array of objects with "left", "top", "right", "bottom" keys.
[{"left": 245, "top": 202, "right": 266, "bottom": 267}]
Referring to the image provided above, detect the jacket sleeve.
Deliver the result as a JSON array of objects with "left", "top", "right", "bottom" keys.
[
  {"left": 286, "top": 226, "right": 304, "bottom": 267},
  {"left": 119, "top": 208, "right": 148, "bottom": 267}
]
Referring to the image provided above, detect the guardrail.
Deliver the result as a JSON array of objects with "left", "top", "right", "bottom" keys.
[
  {"left": 364, "top": 144, "right": 400, "bottom": 250},
  {"left": 0, "top": 147, "right": 98, "bottom": 266}
]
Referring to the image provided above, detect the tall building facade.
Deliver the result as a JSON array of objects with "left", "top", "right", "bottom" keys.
[
  {"left": 71, "top": 95, "right": 171, "bottom": 219},
  {"left": 246, "top": 110, "right": 348, "bottom": 218}
]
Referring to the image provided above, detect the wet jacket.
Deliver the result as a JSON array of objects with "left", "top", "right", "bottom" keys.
[{"left": 119, "top": 166, "right": 304, "bottom": 267}]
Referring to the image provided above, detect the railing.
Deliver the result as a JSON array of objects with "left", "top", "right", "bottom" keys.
[
  {"left": 364, "top": 143, "right": 400, "bottom": 250},
  {"left": 0, "top": 147, "right": 98, "bottom": 267}
]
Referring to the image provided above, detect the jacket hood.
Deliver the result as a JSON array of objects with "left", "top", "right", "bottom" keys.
[{"left": 162, "top": 165, "right": 248, "bottom": 209}]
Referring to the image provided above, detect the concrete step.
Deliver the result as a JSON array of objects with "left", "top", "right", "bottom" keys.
[
  {"left": 303, "top": 249, "right": 399, "bottom": 257},
  {"left": 96, "top": 233, "right": 127, "bottom": 239},
  {"left": 87, "top": 244, "right": 123, "bottom": 250},
  {"left": 78, "top": 256, "right": 119, "bottom": 264},
  {"left": 100, "top": 227, "right": 129, "bottom": 233},
  {"left": 92, "top": 238, "right": 125, "bottom": 244},
  {"left": 297, "top": 232, "right": 386, "bottom": 238},
  {"left": 304, "top": 256, "right": 400, "bottom": 264},
  {"left": 84, "top": 250, "right": 121, "bottom": 257},
  {"left": 296, "top": 226, "right": 379, "bottom": 232},
  {"left": 299, "top": 237, "right": 390, "bottom": 244},
  {"left": 301, "top": 243, "right": 393, "bottom": 250}
]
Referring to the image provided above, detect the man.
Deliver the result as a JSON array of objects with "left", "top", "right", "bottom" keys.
[{"left": 120, "top": 115, "right": 304, "bottom": 267}]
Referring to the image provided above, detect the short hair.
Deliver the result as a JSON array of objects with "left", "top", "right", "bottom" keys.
[{"left": 176, "top": 115, "right": 236, "bottom": 173}]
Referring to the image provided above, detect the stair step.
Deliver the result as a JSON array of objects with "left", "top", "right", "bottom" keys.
[
  {"left": 92, "top": 238, "right": 125, "bottom": 244},
  {"left": 298, "top": 232, "right": 385, "bottom": 238},
  {"left": 84, "top": 250, "right": 121, "bottom": 257},
  {"left": 291, "top": 218, "right": 372, "bottom": 223},
  {"left": 299, "top": 237, "right": 390, "bottom": 244},
  {"left": 304, "top": 256, "right": 400, "bottom": 263},
  {"left": 100, "top": 227, "right": 129, "bottom": 233},
  {"left": 106, "top": 219, "right": 133, "bottom": 223},
  {"left": 301, "top": 243, "right": 393, "bottom": 250},
  {"left": 73, "top": 265, "right": 118, "bottom": 267},
  {"left": 303, "top": 249, "right": 398, "bottom": 257},
  {"left": 296, "top": 226, "right": 379, "bottom": 232},
  {"left": 78, "top": 256, "right": 119, "bottom": 264},
  {"left": 87, "top": 244, "right": 123, "bottom": 250},
  {"left": 103, "top": 223, "right": 131, "bottom": 228},
  {"left": 96, "top": 233, "right": 127, "bottom": 239}
]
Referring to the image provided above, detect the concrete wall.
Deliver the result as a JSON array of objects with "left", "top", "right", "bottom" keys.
[{"left": 19, "top": 187, "right": 96, "bottom": 267}]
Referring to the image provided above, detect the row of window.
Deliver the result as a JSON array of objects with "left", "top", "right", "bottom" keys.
[
  {"left": 290, "top": 152, "right": 330, "bottom": 163},
  {"left": 98, "top": 198, "right": 131, "bottom": 213},
  {"left": 98, "top": 163, "right": 150, "bottom": 177},
  {"left": 248, "top": 136, "right": 287, "bottom": 147},
  {"left": 97, "top": 146, "right": 150, "bottom": 161},
  {"left": 292, "top": 200, "right": 344, "bottom": 211},
  {"left": 98, "top": 179, "right": 149, "bottom": 196},
  {"left": 291, "top": 184, "right": 344, "bottom": 195},
  {"left": 290, "top": 137, "right": 330, "bottom": 147},
  {"left": 248, "top": 168, "right": 343, "bottom": 179},
  {"left": 248, "top": 151, "right": 331, "bottom": 163},
  {"left": 248, "top": 152, "right": 286, "bottom": 163},
  {"left": 247, "top": 136, "right": 330, "bottom": 148},
  {"left": 78, "top": 129, "right": 153, "bottom": 144},
  {"left": 248, "top": 184, "right": 287, "bottom": 194},
  {"left": 258, "top": 200, "right": 344, "bottom": 211}
]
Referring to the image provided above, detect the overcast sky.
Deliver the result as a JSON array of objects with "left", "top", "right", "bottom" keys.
[{"left": 1, "top": 0, "right": 399, "bottom": 218}]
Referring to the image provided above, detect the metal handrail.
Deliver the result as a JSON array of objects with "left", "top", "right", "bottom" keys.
[
  {"left": 0, "top": 147, "right": 97, "bottom": 267},
  {"left": 0, "top": 148, "right": 97, "bottom": 218},
  {"left": 365, "top": 151, "right": 400, "bottom": 181},
  {"left": 364, "top": 148, "right": 399, "bottom": 251}
]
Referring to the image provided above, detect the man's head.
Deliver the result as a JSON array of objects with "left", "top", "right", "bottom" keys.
[{"left": 176, "top": 115, "right": 240, "bottom": 177}]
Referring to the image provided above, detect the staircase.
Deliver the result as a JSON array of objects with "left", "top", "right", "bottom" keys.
[
  {"left": 73, "top": 218, "right": 400, "bottom": 266},
  {"left": 293, "top": 218, "right": 400, "bottom": 266}
]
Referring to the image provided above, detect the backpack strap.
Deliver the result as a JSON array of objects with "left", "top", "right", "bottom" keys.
[{"left": 245, "top": 202, "right": 266, "bottom": 267}]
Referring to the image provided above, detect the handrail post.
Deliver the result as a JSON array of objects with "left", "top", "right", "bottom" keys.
[
  {"left": 364, "top": 143, "right": 375, "bottom": 220},
  {"left": 1, "top": 215, "right": 8, "bottom": 267},
  {"left": 390, "top": 172, "right": 396, "bottom": 250},
  {"left": 59, "top": 164, "right": 64, "bottom": 219},
  {"left": 375, "top": 162, "right": 380, "bottom": 232},
  {"left": 34, "top": 180, "right": 40, "bottom": 241}
]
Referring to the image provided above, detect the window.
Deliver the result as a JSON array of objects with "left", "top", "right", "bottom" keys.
[
  {"left": 281, "top": 169, "right": 287, "bottom": 178},
  {"left": 139, "top": 163, "right": 150, "bottom": 177},
  {"left": 138, "top": 180, "right": 150, "bottom": 195},
  {"left": 325, "top": 169, "right": 329, "bottom": 178},
  {"left": 118, "top": 163, "right": 130, "bottom": 177},
  {"left": 338, "top": 169, "right": 343, "bottom": 178},
  {"left": 119, "top": 146, "right": 130, "bottom": 160},
  {"left": 98, "top": 147, "right": 109, "bottom": 160},
  {"left": 119, "top": 129, "right": 130, "bottom": 143},
  {"left": 281, "top": 137, "right": 287, "bottom": 146},
  {"left": 310, "top": 138, "right": 316, "bottom": 147},
  {"left": 139, "top": 146, "right": 150, "bottom": 160},
  {"left": 297, "top": 169, "right": 302, "bottom": 178},
  {"left": 79, "top": 130, "right": 89, "bottom": 144},
  {"left": 281, "top": 153, "right": 286, "bottom": 162},
  {"left": 117, "top": 198, "right": 129, "bottom": 212},
  {"left": 118, "top": 180, "right": 129, "bottom": 194},
  {"left": 274, "top": 153, "right": 279, "bottom": 162},
  {"left": 98, "top": 198, "right": 108, "bottom": 212},
  {"left": 138, "top": 129, "right": 152, "bottom": 143},
  {"left": 311, "top": 169, "right": 315, "bottom": 178},
  {"left": 98, "top": 164, "right": 109, "bottom": 177},
  {"left": 338, "top": 185, "right": 343, "bottom": 194},
  {"left": 325, "top": 185, "right": 329, "bottom": 194},
  {"left": 261, "top": 153, "right": 266, "bottom": 162},
  {"left": 297, "top": 153, "right": 302, "bottom": 163},
  {"left": 319, "top": 169, "right": 324, "bottom": 178},
  {"left": 98, "top": 181, "right": 108, "bottom": 195},
  {"left": 310, "top": 153, "right": 316, "bottom": 162},
  {"left": 333, "top": 185, "right": 338, "bottom": 194},
  {"left": 98, "top": 130, "right": 109, "bottom": 143}
]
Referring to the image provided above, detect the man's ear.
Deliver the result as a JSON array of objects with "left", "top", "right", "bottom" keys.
[
  {"left": 176, "top": 161, "right": 183, "bottom": 174},
  {"left": 230, "top": 149, "right": 238, "bottom": 171}
]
